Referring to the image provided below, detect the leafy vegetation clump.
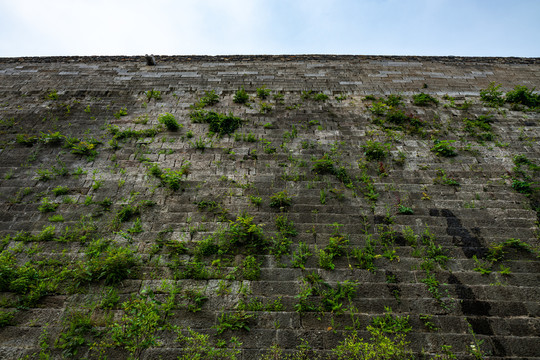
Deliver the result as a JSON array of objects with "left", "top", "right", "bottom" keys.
[
  {"left": 190, "top": 110, "right": 243, "bottom": 136},
  {"left": 269, "top": 190, "right": 292, "bottom": 209},
  {"left": 363, "top": 141, "right": 389, "bottom": 161},
  {"left": 158, "top": 113, "right": 181, "bottom": 131},
  {"left": 233, "top": 87, "right": 249, "bottom": 104},
  {"left": 505, "top": 85, "right": 540, "bottom": 108},
  {"left": 301, "top": 90, "right": 329, "bottom": 102},
  {"left": 431, "top": 139, "right": 457, "bottom": 157},
  {"left": 463, "top": 114, "right": 495, "bottom": 141},
  {"left": 194, "top": 90, "right": 220, "bottom": 108},
  {"left": 256, "top": 86, "right": 271, "bottom": 100},
  {"left": 412, "top": 93, "right": 438, "bottom": 106},
  {"left": 145, "top": 89, "right": 161, "bottom": 100},
  {"left": 480, "top": 82, "right": 505, "bottom": 107},
  {"left": 108, "top": 125, "right": 160, "bottom": 139}
]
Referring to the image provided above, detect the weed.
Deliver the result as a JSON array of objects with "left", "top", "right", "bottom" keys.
[
  {"left": 108, "top": 293, "right": 165, "bottom": 359},
  {"left": 505, "top": 85, "right": 540, "bottom": 108},
  {"left": 233, "top": 87, "right": 249, "bottom": 104},
  {"left": 56, "top": 311, "right": 96, "bottom": 358},
  {"left": 0, "top": 310, "right": 15, "bottom": 328},
  {"left": 38, "top": 197, "right": 59, "bottom": 213},
  {"left": 413, "top": 93, "right": 438, "bottom": 106},
  {"left": 434, "top": 169, "right": 460, "bottom": 187},
  {"left": 16, "top": 134, "right": 38, "bottom": 147},
  {"left": 480, "top": 82, "right": 504, "bottom": 107},
  {"left": 363, "top": 140, "right": 389, "bottom": 161},
  {"left": 249, "top": 195, "right": 262, "bottom": 207},
  {"left": 176, "top": 327, "right": 241, "bottom": 359},
  {"left": 431, "top": 139, "right": 457, "bottom": 157},
  {"left": 190, "top": 136, "right": 212, "bottom": 151},
  {"left": 398, "top": 205, "right": 414, "bottom": 214},
  {"left": 190, "top": 110, "right": 243, "bottom": 136},
  {"left": 256, "top": 86, "right": 271, "bottom": 100},
  {"left": 47, "top": 89, "right": 59, "bottom": 100},
  {"left": 319, "top": 189, "right": 327, "bottom": 205},
  {"left": 215, "top": 311, "right": 254, "bottom": 334},
  {"left": 269, "top": 190, "right": 292, "bottom": 209},
  {"left": 48, "top": 214, "right": 64, "bottom": 222},
  {"left": 113, "top": 107, "right": 128, "bottom": 119},
  {"left": 145, "top": 89, "right": 162, "bottom": 101},
  {"left": 259, "top": 102, "right": 272, "bottom": 114},
  {"left": 369, "top": 101, "right": 391, "bottom": 116},
  {"left": 158, "top": 112, "right": 181, "bottom": 131},
  {"left": 335, "top": 94, "right": 347, "bottom": 102},
  {"left": 241, "top": 255, "right": 261, "bottom": 280},
  {"left": 419, "top": 314, "right": 439, "bottom": 331},
  {"left": 36, "top": 169, "right": 54, "bottom": 181},
  {"left": 291, "top": 242, "right": 312, "bottom": 269},
  {"left": 301, "top": 90, "right": 328, "bottom": 102}
]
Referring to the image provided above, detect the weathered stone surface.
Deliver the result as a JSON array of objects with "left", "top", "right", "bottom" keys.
[{"left": 0, "top": 55, "right": 539, "bottom": 359}]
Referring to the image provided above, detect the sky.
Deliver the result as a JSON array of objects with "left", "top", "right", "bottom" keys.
[{"left": 1, "top": 0, "right": 539, "bottom": 57}]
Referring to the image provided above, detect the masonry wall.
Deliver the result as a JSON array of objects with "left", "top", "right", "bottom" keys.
[{"left": 0, "top": 55, "right": 539, "bottom": 359}]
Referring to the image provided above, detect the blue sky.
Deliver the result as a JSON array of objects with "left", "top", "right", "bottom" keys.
[{"left": 1, "top": 0, "right": 539, "bottom": 57}]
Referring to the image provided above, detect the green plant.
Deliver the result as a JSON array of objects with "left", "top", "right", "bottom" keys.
[
  {"left": 505, "top": 85, "right": 540, "bottom": 108},
  {"left": 413, "top": 93, "right": 438, "bottom": 106},
  {"left": 190, "top": 110, "right": 243, "bottom": 136},
  {"left": 419, "top": 314, "right": 439, "bottom": 331},
  {"left": 371, "top": 306, "right": 412, "bottom": 335},
  {"left": 352, "top": 236, "right": 376, "bottom": 272},
  {"left": 38, "top": 197, "right": 59, "bottom": 213},
  {"left": 397, "top": 205, "right": 413, "bottom": 214},
  {"left": 145, "top": 89, "right": 162, "bottom": 101},
  {"left": 108, "top": 294, "right": 165, "bottom": 359},
  {"left": 431, "top": 139, "right": 457, "bottom": 157},
  {"left": 275, "top": 214, "right": 298, "bottom": 237},
  {"left": 384, "top": 94, "right": 403, "bottom": 107},
  {"left": 158, "top": 113, "right": 181, "bottom": 131},
  {"left": 369, "top": 101, "right": 391, "bottom": 116},
  {"left": 256, "top": 86, "right": 271, "bottom": 99},
  {"left": 291, "top": 242, "right": 312, "bottom": 269},
  {"left": 190, "top": 136, "right": 212, "bottom": 151},
  {"left": 176, "top": 327, "right": 241, "bottom": 360},
  {"left": 0, "top": 310, "right": 15, "bottom": 328},
  {"left": 55, "top": 311, "right": 96, "bottom": 358},
  {"left": 47, "top": 89, "right": 59, "bottom": 100},
  {"left": 16, "top": 134, "right": 38, "bottom": 146},
  {"left": 269, "top": 190, "right": 292, "bottom": 209},
  {"left": 193, "top": 90, "right": 220, "bottom": 108},
  {"left": 249, "top": 195, "right": 262, "bottom": 207},
  {"left": 48, "top": 214, "right": 64, "bottom": 222},
  {"left": 512, "top": 179, "right": 532, "bottom": 194},
  {"left": 114, "top": 107, "right": 128, "bottom": 119},
  {"left": 214, "top": 311, "right": 254, "bottom": 334},
  {"left": 363, "top": 141, "right": 389, "bottom": 161},
  {"left": 128, "top": 218, "right": 143, "bottom": 233},
  {"left": 100, "top": 287, "right": 120, "bottom": 309},
  {"left": 36, "top": 169, "right": 54, "bottom": 181},
  {"left": 241, "top": 255, "right": 261, "bottom": 280},
  {"left": 301, "top": 90, "right": 328, "bottom": 102},
  {"left": 233, "top": 87, "right": 249, "bottom": 104},
  {"left": 480, "top": 82, "right": 504, "bottom": 107},
  {"left": 259, "top": 102, "right": 272, "bottom": 114},
  {"left": 434, "top": 169, "right": 460, "bottom": 187}
]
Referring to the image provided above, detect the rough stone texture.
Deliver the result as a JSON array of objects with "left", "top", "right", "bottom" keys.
[{"left": 0, "top": 55, "right": 539, "bottom": 359}]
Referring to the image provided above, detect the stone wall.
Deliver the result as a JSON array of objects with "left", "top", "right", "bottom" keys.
[{"left": 0, "top": 55, "right": 539, "bottom": 359}]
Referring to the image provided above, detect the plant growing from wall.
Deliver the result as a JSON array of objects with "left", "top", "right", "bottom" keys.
[
  {"left": 431, "top": 139, "right": 457, "bottom": 157},
  {"left": 158, "top": 113, "right": 181, "bottom": 131},
  {"left": 413, "top": 93, "right": 438, "bottom": 106},
  {"left": 233, "top": 87, "right": 249, "bottom": 104}
]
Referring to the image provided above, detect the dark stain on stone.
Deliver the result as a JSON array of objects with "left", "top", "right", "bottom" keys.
[{"left": 431, "top": 208, "right": 487, "bottom": 259}]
